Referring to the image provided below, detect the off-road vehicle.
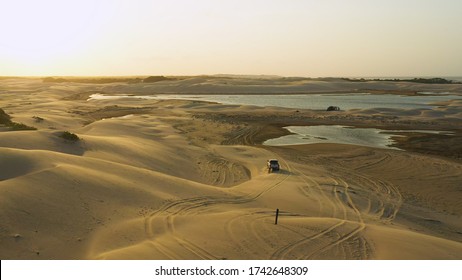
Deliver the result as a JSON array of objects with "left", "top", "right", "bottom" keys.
[{"left": 267, "top": 159, "right": 280, "bottom": 173}]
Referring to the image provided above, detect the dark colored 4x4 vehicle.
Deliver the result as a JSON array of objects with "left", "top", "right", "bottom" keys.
[{"left": 267, "top": 159, "right": 280, "bottom": 172}]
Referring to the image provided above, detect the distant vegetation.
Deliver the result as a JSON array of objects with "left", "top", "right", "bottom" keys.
[
  {"left": 143, "top": 76, "right": 173, "bottom": 83},
  {"left": 43, "top": 76, "right": 174, "bottom": 84},
  {"left": 33, "top": 116, "right": 45, "bottom": 123},
  {"left": 342, "top": 77, "right": 460, "bottom": 84},
  {"left": 59, "top": 131, "right": 80, "bottom": 141},
  {"left": 0, "top": 76, "right": 18, "bottom": 80},
  {"left": 0, "top": 108, "right": 36, "bottom": 131},
  {"left": 42, "top": 77, "right": 69, "bottom": 83},
  {"left": 43, "top": 77, "right": 140, "bottom": 84},
  {"left": 0, "top": 108, "right": 10, "bottom": 124},
  {"left": 9, "top": 122, "right": 37, "bottom": 131}
]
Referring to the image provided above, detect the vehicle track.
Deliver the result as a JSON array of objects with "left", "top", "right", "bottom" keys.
[
  {"left": 143, "top": 147, "right": 399, "bottom": 259},
  {"left": 306, "top": 222, "right": 366, "bottom": 259},
  {"left": 292, "top": 166, "right": 334, "bottom": 218},
  {"left": 143, "top": 151, "right": 292, "bottom": 259},
  {"left": 197, "top": 155, "right": 251, "bottom": 187},
  {"left": 273, "top": 158, "right": 376, "bottom": 259},
  {"left": 332, "top": 168, "right": 402, "bottom": 222},
  {"left": 224, "top": 212, "right": 276, "bottom": 258},
  {"left": 270, "top": 219, "right": 346, "bottom": 260}
]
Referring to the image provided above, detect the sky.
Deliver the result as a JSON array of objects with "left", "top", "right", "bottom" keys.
[{"left": 0, "top": 0, "right": 461, "bottom": 77}]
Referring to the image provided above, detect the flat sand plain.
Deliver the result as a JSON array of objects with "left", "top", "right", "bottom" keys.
[{"left": 1, "top": 77, "right": 461, "bottom": 259}]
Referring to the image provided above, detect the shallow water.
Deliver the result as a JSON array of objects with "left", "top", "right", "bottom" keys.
[
  {"left": 263, "top": 126, "right": 453, "bottom": 149},
  {"left": 88, "top": 93, "right": 460, "bottom": 149},
  {"left": 88, "top": 93, "right": 461, "bottom": 110},
  {"left": 417, "top": 91, "right": 451, "bottom": 95}
]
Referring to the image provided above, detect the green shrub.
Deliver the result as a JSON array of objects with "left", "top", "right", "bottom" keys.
[
  {"left": 0, "top": 108, "right": 11, "bottom": 124},
  {"left": 33, "top": 116, "right": 45, "bottom": 122},
  {"left": 9, "top": 122, "right": 36, "bottom": 131},
  {"left": 0, "top": 109, "right": 36, "bottom": 130},
  {"left": 60, "top": 131, "right": 80, "bottom": 141}
]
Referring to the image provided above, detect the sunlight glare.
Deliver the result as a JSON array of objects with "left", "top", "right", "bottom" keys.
[{"left": 0, "top": 0, "right": 106, "bottom": 74}]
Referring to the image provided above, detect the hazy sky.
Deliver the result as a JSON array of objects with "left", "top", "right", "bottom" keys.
[{"left": 1, "top": 0, "right": 461, "bottom": 77}]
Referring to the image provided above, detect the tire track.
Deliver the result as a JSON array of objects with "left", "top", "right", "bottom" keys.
[
  {"left": 270, "top": 219, "right": 346, "bottom": 260},
  {"left": 225, "top": 213, "right": 273, "bottom": 258},
  {"left": 334, "top": 177, "right": 364, "bottom": 224},
  {"left": 330, "top": 152, "right": 403, "bottom": 222},
  {"left": 282, "top": 159, "right": 372, "bottom": 259},
  {"left": 341, "top": 171, "right": 402, "bottom": 222},
  {"left": 268, "top": 158, "right": 369, "bottom": 260},
  {"left": 306, "top": 223, "right": 366, "bottom": 260},
  {"left": 167, "top": 214, "right": 217, "bottom": 259},
  {"left": 292, "top": 166, "right": 333, "bottom": 217},
  {"left": 143, "top": 150, "right": 292, "bottom": 259}
]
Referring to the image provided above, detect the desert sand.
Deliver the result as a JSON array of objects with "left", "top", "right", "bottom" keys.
[{"left": 0, "top": 76, "right": 461, "bottom": 259}]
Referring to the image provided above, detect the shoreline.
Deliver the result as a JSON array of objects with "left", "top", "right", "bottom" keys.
[
  {"left": 1, "top": 78, "right": 461, "bottom": 260},
  {"left": 190, "top": 104, "right": 462, "bottom": 161}
]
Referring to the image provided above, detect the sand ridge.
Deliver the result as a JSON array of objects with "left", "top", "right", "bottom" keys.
[{"left": 0, "top": 78, "right": 461, "bottom": 259}]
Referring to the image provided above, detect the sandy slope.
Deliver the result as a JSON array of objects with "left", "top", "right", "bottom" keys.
[
  {"left": 81, "top": 76, "right": 462, "bottom": 95},
  {"left": 0, "top": 78, "right": 461, "bottom": 259}
]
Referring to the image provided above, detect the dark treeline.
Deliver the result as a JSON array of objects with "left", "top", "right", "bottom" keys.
[
  {"left": 42, "top": 76, "right": 174, "bottom": 84},
  {"left": 342, "top": 77, "right": 460, "bottom": 84}
]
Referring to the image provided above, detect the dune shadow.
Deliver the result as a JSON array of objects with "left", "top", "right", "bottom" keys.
[
  {"left": 0, "top": 155, "right": 36, "bottom": 181},
  {"left": 49, "top": 132, "right": 86, "bottom": 156}
]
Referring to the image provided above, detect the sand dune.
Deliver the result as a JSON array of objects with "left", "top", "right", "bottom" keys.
[
  {"left": 1, "top": 78, "right": 461, "bottom": 259},
  {"left": 97, "top": 77, "right": 462, "bottom": 95}
]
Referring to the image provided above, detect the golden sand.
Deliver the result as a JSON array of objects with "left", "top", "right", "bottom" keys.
[{"left": 1, "top": 77, "right": 461, "bottom": 259}]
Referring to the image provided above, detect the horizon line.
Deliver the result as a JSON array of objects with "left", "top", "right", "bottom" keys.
[{"left": 1, "top": 74, "right": 461, "bottom": 79}]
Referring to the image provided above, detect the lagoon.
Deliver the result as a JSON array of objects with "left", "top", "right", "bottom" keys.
[
  {"left": 263, "top": 125, "right": 453, "bottom": 150},
  {"left": 88, "top": 93, "right": 461, "bottom": 110},
  {"left": 88, "top": 92, "right": 461, "bottom": 149}
]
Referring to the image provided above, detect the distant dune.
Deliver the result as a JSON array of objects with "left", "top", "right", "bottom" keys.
[
  {"left": 0, "top": 78, "right": 461, "bottom": 260},
  {"left": 64, "top": 76, "right": 462, "bottom": 95},
  {"left": 30, "top": 75, "right": 462, "bottom": 94}
]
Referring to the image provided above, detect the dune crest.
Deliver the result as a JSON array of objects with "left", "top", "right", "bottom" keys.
[{"left": 0, "top": 78, "right": 461, "bottom": 259}]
